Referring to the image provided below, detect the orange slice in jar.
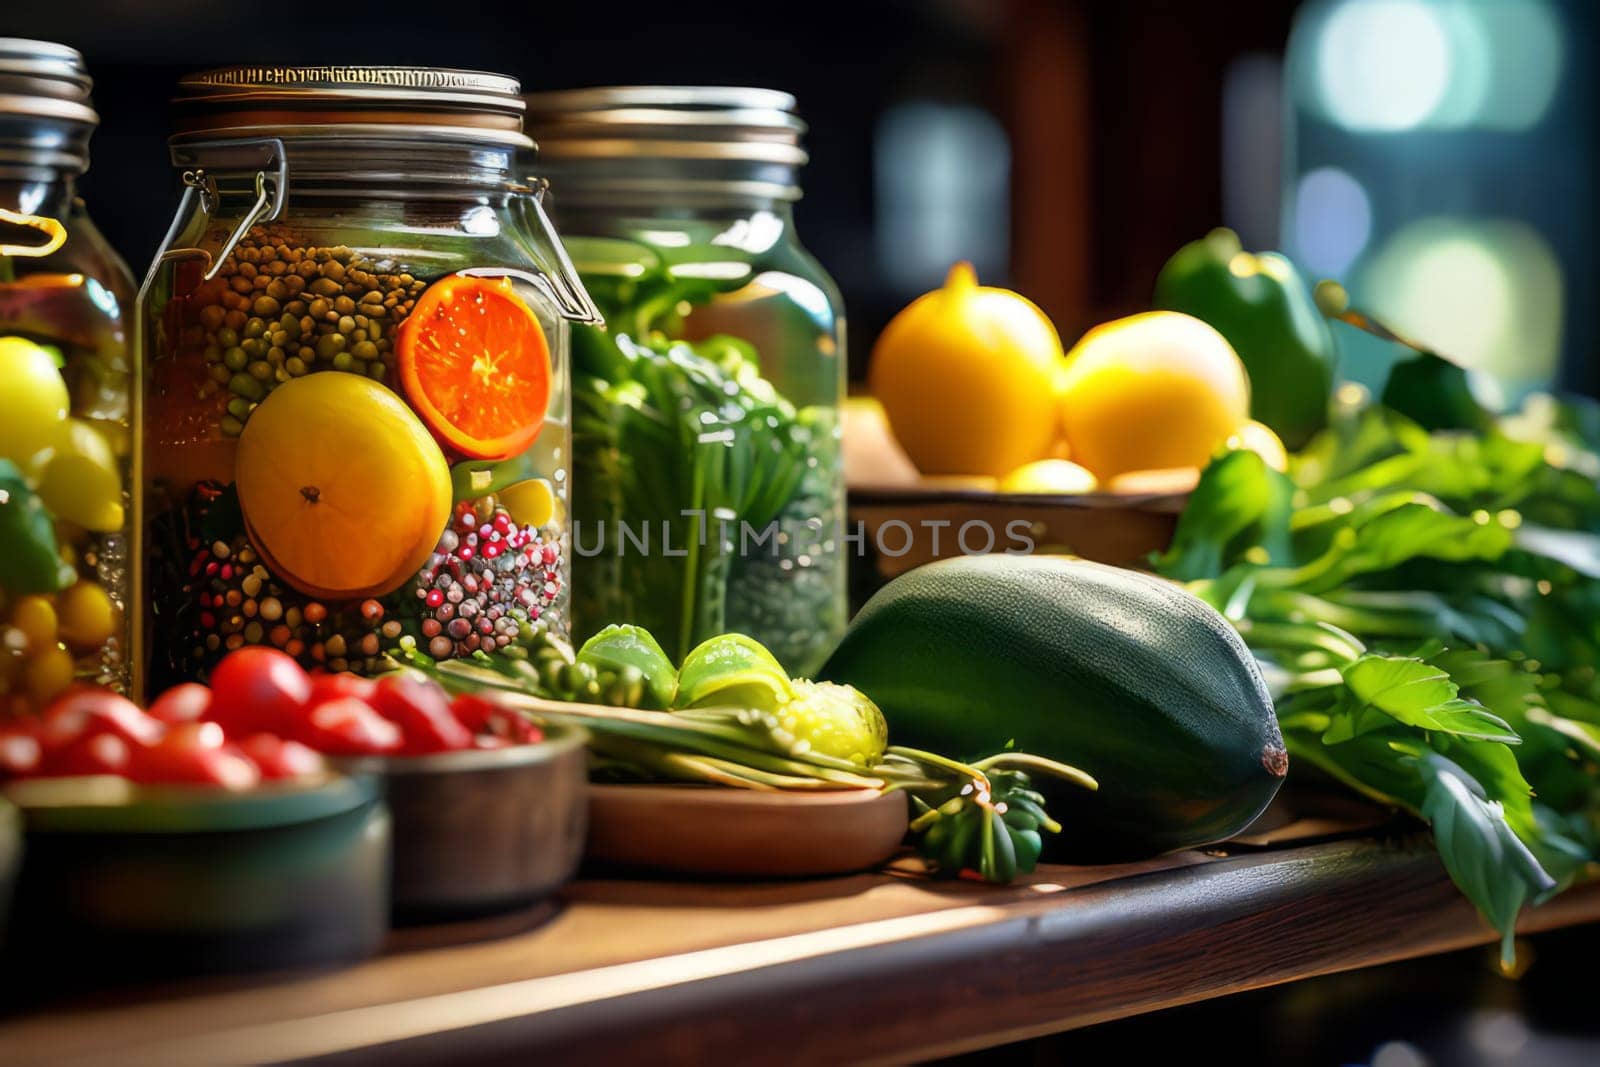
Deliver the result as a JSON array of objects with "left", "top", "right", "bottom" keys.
[
  {"left": 396, "top": 274, "right": 551, "bottom": 461},
  {"left": 235, "top": 371, "right": 452, "bottom": 601}
]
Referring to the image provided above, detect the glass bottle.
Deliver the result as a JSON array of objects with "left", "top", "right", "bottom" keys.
[
  {"left": 525, "top": 87, "right": 847, "bottom": 675},
  {"left": 137, "top": 67, "right": 598, "bottom": 694},
  {"left": 0, "top": 39, "right": 137, "bottom": 708}
]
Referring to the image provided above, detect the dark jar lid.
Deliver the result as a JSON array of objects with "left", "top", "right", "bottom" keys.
[
  {"left": 0, "top": 37, "right": 98, "bottom": 178},
  {"left": 171, "top": 65, "right": 532, "bottom": 149}
]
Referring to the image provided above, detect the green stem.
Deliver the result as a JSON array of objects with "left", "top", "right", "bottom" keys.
[{"left": 972, "top": 752, "right": 1099, "bottom": 792}]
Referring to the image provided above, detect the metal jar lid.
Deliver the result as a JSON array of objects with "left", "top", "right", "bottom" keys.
[
  {"left": 523, "top": 86, "right": 809, "bottom": 203},
  {"left": 0, "top": 38, "right": 98, "bottom": 177},
  {"left": 171, "top": 65, "right": 533, "bottom": 149}
]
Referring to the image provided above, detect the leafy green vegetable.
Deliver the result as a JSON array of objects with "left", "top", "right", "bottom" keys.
[
  {"left": 572, "top": 332, "right": 816, "bottom": 664},
  {"left": 1159, "top": 356, "right": 1600, "bottom": 955},
  {"left": 569, "top": 242, "right": 843, "bottom": 674}
]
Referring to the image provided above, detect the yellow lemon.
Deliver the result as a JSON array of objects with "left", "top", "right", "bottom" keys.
[
  {"left": 35, "top": 418, "right": 125, "bottom": 532},
  {"left": 0, "top": 336, "right": 69, "bottom": 466},
  {"left": 499, "top": 477, "right": 562, "bottom": 528},
  {"left": 236, "top": 372, "right": 452, "bottom": 601},
  {"left": 1227, "top": 420, "right": 1289, "bottom": 473},
  {"left": 999, "top": 458, "right": 1098, "bottom": 494},
  {"left": 1058, "top": 311, "right": 1250, "bottom": 480},
  {"left": 869, "top": 263, "right": 1062, "bottom": 477}
]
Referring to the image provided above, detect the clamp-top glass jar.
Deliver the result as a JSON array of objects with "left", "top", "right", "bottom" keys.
[
  {"left": 524, "top": 87, "right": 846, "bottom": 675},
  {"left": 0, "top": 39, "right": 137, "bottom": 707},
  {"left": 138, "top": 67, "right": 599, "bottom": 694}
]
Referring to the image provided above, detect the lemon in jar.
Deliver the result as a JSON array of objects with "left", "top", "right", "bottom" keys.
[
  {"left": 0, "top": 336, "right": 70, "bottom": 467},
  {"left": 35, "top": 418, "right": 126, "bottom": 533}
]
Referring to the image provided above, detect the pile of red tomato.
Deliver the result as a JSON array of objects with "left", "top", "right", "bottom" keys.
[{"left": 0, "top": 648, "right": 537, "bottom": 789}]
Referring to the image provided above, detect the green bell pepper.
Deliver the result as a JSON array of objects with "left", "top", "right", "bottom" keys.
[
  {"left": 1154, "top": 228, "right": 1338, "bottom": 449},
  {"left": 0, "top": 459, "right": 72, "bottom": 595}
]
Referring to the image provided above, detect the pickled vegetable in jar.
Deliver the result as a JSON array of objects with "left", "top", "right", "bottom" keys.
[
  {"left": 137, "top": 67, "right": 599, "bottom": 693},
  {"left": 525, "top": 88, "right": 847, "bottom": 675},
  {"left": 0, "top": 39, "right": 136, "bottom": 710}
]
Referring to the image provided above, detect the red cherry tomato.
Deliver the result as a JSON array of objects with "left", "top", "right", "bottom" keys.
[
  {"left": 308, "top": 671, "right": 379, "bottom": 705},
  {"left": 371, "top": 675, "right": 472, "bottom": 754},
  {"left": 205, "top": 647, "right": 313, "bottom": 737},
  {"left": 148, "top": 682, "right": 213, "bottom": 726},
  {"left": 0, "top": 727, "right": 43, "bottom": 777},
  {"left": 299, "top": 697, "right": 403, "bottom": 756},
  {"left": 238, "top": 733, "right": 326, "bottom": 780},
  {"left": 38, "top": 687, "right": 164, "bottom": 750},
  {"left": 448, "top": 692, "right": 499, "bottom": 734},
  {"left": 128, "top": 722, "right": 261, "bottom": 790},
  {"left": 42, "top": 732, "right": 132, "bottom": 777},
  {"left": 449, "top": 692, "right": 542, "bottom": 744}
]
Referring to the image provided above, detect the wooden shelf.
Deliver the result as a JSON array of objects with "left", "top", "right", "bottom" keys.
[{"left": 6, "top": 829, "right": 1600, "bottom": 1066}]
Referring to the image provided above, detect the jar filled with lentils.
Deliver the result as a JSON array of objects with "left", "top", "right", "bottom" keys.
[{"left": 137, "top": 67, "right": 599, "bottom": 693}]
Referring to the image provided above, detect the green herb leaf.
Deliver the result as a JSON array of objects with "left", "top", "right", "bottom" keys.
[
  {"left": 1413, "top": 751, "right": 1553, "bottom": 967},
  {"left": 1335, "top": 655, "right": 1520, "bottom": 744}
]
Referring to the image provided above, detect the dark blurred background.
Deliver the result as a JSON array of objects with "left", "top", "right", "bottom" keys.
[{"left": 8, "top": 0, "right": 1596, "bottom": 398}]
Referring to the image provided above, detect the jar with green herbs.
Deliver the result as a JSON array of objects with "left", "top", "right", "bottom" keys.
[
  {"left": 138, "top": 67, "right": 599, "bottom": 694},
  {"left": 525, "top": 87, "right": 847, "bottom": 675},
  {"left": 0, "top": 40, "right": 136, "bottom": 710}
]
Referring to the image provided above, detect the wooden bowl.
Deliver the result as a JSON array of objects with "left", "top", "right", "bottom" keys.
[
  {"left": 333, "top": 722, "right": 589, "bottom": 922},
  {"left": 587, "top": 785, "right": 909, "bottom": 878}
]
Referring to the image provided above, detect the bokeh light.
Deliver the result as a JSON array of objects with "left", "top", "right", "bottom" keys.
[
  {"left": 1360, "top": 218, "right": 1563, "bottom": 400},
  {"left": 1317, "top": 1, "right": 1450, "bottom": 132},
  {"left": 1292, "top": 166, "right": 1372, "bottom": 276},
  {"left": 1308, "top": 0, "right": 1564, "bottom": 132}
]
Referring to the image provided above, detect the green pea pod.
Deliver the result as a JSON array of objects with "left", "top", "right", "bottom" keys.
[
  {"left": 981, "top": 808, "right": 1018, "bottom": 883},
  {"left": 577, "top": 624, "right": 679, "bottom": 708},
  {"left": 939, "top": 809, "right": 979, "bottom": 877},
  {"left": 919, "top": 816, "right": 950, "bottom": 857},
  {"left": 1012, "top": 828, "right": 1044, "bottom": 873},
  {"left": 1001, "top": 806, "right": 1040, "bottom": 832}
]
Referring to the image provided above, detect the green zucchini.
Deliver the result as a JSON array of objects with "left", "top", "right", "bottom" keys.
[{"left": 820, "top": 554, "right": 1285, "bottom": 859}]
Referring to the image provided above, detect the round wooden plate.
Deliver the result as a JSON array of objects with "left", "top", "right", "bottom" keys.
[{"left": 586, "top": 785, "right": 910, "bottom": 878}]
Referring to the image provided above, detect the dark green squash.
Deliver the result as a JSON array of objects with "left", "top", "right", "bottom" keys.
[{"left": 820, "top": 554, "right": 1285, "bottom": 859}]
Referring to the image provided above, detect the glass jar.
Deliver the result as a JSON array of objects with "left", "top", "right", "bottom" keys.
[
  {"left": 137, "top": 67, "right": 599, "bottom": 694},
  {"left": 0, "top": 39, "right": 137, "bottom": 708},
  {"left": 525, "top": 87, "right": 846, "bottom": 675}
]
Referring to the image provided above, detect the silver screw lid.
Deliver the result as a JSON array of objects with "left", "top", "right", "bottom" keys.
[
  {"left": 0, "top": 38, "right": 98, "bottom": 176},
  {"left": 523, "top": 86, "right": 809, "bottom": 204}
]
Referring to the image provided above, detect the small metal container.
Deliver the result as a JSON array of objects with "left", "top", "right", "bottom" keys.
[
  {"left": 335, "top": 722, "right": 588, "bottom": 922},
  {"left": 1, "top": 774, "right": 388, "bottom": 994}
]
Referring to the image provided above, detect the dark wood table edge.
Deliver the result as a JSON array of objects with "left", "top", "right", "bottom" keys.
[{"left": 59, "top": 833, "right": 1599, "bottom": 1067}]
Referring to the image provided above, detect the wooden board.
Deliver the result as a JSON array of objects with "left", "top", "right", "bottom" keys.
[{"left": 5, "top": 832, "right": 1600, "bottom": 1066}]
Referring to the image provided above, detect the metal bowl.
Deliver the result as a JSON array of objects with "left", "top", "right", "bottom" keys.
[
  {"left": 334, "top": 722, "right": 588, "bottom": 922},
  {"left": 0, "top": 774, "right": 388, "bottom": 993}
]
